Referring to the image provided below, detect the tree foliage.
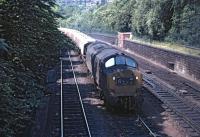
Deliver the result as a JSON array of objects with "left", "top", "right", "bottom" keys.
[
  {"left": 61, "top": 0, "right": 200, "bottom": 47},
  {"left": 0, "top": 0, "right": 74, "bottom": 136},
  {"left": 167, "top": 0, "right": 200, "bottom": 46}
]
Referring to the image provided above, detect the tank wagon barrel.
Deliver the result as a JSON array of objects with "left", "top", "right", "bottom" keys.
[
  {"left": 59, "top": 28, "right": 96, "bottom": 56},
  {"left": 59, "top": 28, "right": 143, "bottom": 112}
]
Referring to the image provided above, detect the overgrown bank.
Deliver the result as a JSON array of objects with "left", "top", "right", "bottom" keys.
[
  {"left": 59, "top": 0, "right": 200, "bottom": 48},
  {"left": 0, "top": 0, "right": 74, "bottom": 136}
]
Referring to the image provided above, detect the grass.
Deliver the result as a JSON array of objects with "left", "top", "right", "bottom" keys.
[
  {"left": 90, "top": 31, "right": 200, "bottom": 57},
  {"left": 130, "top": 36, "right": 200, "bottom": 57}
]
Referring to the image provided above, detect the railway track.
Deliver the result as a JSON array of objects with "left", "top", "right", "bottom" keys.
[
  {"left": 59, "top": 51, "right": 91, "bottom": 137},
  {"left": 53, "top": 51, "right": 159, "bottom": 137},
  {"left": 143, "top": 73, "right": 200, "bottom": 136},
  {"left": 42, "top": 49, "right": 172, "bottom": 137}
]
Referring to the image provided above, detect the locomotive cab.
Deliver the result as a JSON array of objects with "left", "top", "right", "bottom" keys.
[
  {"left": 103, "top": 55, "right": 142, "bottom": 96},
  {"left": 96, "top": 53, "right": 143, "bottom": 111}
]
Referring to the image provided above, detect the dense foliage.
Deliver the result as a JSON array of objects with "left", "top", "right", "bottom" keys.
[
  {"left": 60, "top": 0, "right": 200, "bottom": 47},
  {"left": 0, "top": 0, "right": 74, "bottom": 136}
]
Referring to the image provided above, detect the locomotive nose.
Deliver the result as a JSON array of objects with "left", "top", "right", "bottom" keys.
[
  {"left": 106, "top": 69, "right": 142, "bottom": 96},
  {"left": 111, "top": 69, "right": 142, "bottom": 85}
]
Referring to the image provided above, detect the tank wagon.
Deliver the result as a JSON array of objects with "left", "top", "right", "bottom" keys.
[
  {"left": 58, "top": 28, "right": 96, "bottom": 56},
  {"left": 59, "top": 28, "right": 143, "bottom": 111}
]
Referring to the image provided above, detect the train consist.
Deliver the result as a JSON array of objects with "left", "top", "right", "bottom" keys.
[{"left": 59, "top": 28, "right": 143, "bottom": 111}]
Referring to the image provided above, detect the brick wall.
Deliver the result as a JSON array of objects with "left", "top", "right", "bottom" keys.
[
  {"left": 89, "top": 33, "right": 200, "bottom": 81},
  {"left": 124, "top": 40, "right": 200, "bottom": 81}
]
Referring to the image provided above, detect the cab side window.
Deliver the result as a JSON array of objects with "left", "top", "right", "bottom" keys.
[{"left": 105, "top": 58, "right": 115, "bottom": 68}]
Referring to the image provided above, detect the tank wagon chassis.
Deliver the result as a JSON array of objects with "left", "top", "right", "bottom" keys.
[{"left": 59, "top": 28, "right": 143, "bottom": 112}]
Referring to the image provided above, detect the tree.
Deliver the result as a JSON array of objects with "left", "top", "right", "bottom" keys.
[
  {"left": 167, "top": 0, "right": 200, "bottom": 47},
  {"left": 0, "top": 0, "right": 75, "bottom": 136},
  {"left": 59, "top": 0, "right": 200, "bottom": 47}
]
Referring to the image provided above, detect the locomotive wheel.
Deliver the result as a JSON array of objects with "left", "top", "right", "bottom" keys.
[
  {"left": 124, "top": 98, "right": 129, "bottom": 112},
  {"left": 128, "top": 97, "right": 134, "bottom": 112},
  {"left": 125, "top": 97, "right": 134, "bottom": 112},
  {"left": 134, "top": 96, "right": 144, "bottom": 114},
  {"left": 104, "top": 96, "right": 113, "bottom": 111},
  {"left": 135, "top": 92, "right": 143, "bottom": 114}
]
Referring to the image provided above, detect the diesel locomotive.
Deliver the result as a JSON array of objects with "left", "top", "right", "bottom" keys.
[{"left": 59, "top": 28, "right": 143, "bottom": 111}]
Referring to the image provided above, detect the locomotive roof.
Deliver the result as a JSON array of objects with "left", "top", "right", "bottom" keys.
[
  {"left": 95, "top": 48, "right": 121, "bottom": 63},
  {"left": 87, "top": 42, "right": 110, "bottom": 53}
]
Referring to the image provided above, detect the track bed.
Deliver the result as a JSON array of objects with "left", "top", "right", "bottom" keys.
[{"left": 33, "top": 50, "right": 186, "bottom": 137}]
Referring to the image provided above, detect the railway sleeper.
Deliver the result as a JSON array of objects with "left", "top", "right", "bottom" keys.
[
  {"left": 190, "top": 117, "right": 200, "bottom": 122},
  {"left": 64, "top": 121, "right": 87, "bottom": 125},
  {"left": 170, "top": 103, "right": 187, "bottom": 107},
  {"left": 186, "top": 113, "right": 200, "bottom": 118},
  {"left": 175, "top": 106, "right": 191, "bottom": 110},
  {"left": 63, "top": 107, "right": 82, "bottom": 111},
  {"left": 64, "top": 132, "right": 88, "bottom": 135},
  {"left": 63, "top": 102, "right": 81, "bottom": 106},
  {"left": 159, "top": 94, "right": 174, "bottom": 98},
  {"left": 63, "top": 128, "right": 88, "bottom": 133}
]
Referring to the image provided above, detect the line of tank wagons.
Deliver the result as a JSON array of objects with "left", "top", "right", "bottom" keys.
[{"left": 59, "top": 28, "right": 143, "bottom": 111}]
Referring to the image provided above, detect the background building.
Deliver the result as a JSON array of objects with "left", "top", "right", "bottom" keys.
[{"left": 57, "top": 0, "right": 112, "bottom": 6}]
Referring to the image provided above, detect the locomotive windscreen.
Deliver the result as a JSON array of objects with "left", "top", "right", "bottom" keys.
[{"left": 105, "top": 55, "right": 137, "bottom": 68}]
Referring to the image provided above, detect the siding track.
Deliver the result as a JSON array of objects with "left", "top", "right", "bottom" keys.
[{"left": 144, "top": 74, "right": 200, "bottom": 136}]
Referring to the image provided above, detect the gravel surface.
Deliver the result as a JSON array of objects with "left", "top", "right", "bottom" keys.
[{"left": 31, "top": 50, "right": 188, "bottom": 137}]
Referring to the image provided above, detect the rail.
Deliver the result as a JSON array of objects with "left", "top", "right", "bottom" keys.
[
  {"left": 68, "top": 51, "right": 92, "bottom": 137},
  {"left": 60, "top": 59, "right": 64, "bottom": 137},
  {"left": 143, "top": 74, "right": 200, "bottom": 135},
  {"left": 138, "top": 116, "right": 158, "bottom": 137},
  {"left": 60, "top": 51, "right": 92, "bottom": 137}
]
